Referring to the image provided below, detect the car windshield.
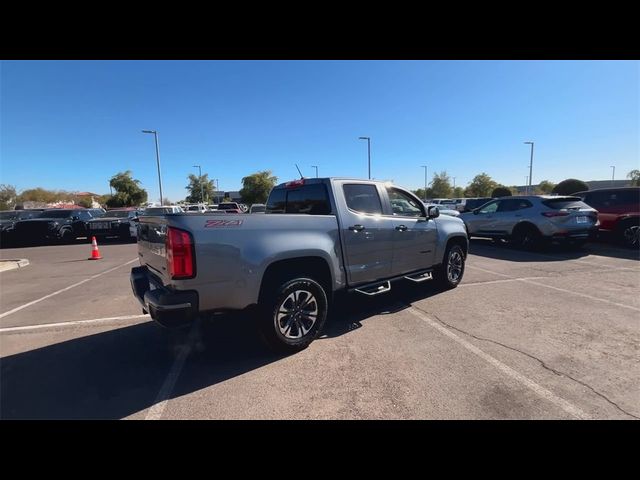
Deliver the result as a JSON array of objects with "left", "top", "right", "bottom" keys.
[
  {"left": 37, "top": 210, "right": 75, "bottom": 218},
  {"left": 542, "top": 198, "right": 590, "bottom": 210},
  {"left": 104, "top": 210, "right": 132, "bottom": 218},
  {"left": 0, "top": 211, "right": 20, "bottom": 220}
]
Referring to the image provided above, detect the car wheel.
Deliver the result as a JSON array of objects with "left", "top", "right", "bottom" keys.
[
  {"left": 618, "top": 219, "right": 640, "bottom": 249},
  {"left": 60, "top": 229, "right": 75, "bottom": 244},
  {"left": 257, "top": 277, "right": 328, "bottom": 353},
  {"left": 512, "top": 224, "right": 541, "bottom": 251},
  {"left": 433, "top": 244, "right": 465, "bottom": 290}
]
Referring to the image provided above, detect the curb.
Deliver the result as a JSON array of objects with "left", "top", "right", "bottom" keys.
[{"left": 0, "top": 259, "right": 30, "bottom": 272}]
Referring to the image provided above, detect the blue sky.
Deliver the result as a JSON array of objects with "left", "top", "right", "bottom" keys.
[{"left": 1, "top": 60, "right": 638, "bottom": 202}]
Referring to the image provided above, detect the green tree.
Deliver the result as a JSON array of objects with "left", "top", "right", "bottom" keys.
[
  {"left": 537, "top": 180, "right": 556, "bottom": 194},
  {"left": 628, "top": 169, "right": 640, "bottom": 186},
  {"left": 491, "top": 186, "right": 512, "bottom": 197},
  {"left": 412, "top": 188, "right": 433, "bottom": 200},
  {"left": 107, "top": 171, "right": 148, "bottom": 207},
  {"left": 464, "top": 173, "right": 498, "bottom": 197},
  {"left": 552, "top": 178, "right": 589, "bottom": 196},
  {"left": 240, "top": 170, "right": 278, "bottom": 204},
  {"left": 0, "top": 184, "right": 17, "bottom": 210},
  {"left": 431, "top": 171, "right": 453, "bottom": 198},
  {"left": 185, "top": 173, "right": 216, "bottom": 203},
  {"left": 452, "top": 186, "right": 465, "bottom": 198}
]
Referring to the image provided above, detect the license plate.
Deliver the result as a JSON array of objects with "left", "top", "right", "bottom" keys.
[
  {"left": 576, "top": 216, "right": 588, "bottom": 224},
  {"left": 91, "top": 222, "right": 110, "bottom": 229}
]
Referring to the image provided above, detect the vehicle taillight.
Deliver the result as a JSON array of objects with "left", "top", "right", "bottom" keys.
[
  {"left": 166, "top": 227, "right": 195, "bottom": 279},
  {"left": 542, "top": 211, "right": 570, "bottom": 217}
]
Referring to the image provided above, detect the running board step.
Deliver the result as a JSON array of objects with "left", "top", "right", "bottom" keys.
[
  {"left": 354, "top": 281, "right": 391, "bottom": 296},
  {"left": 404, "top": 270, "right": 433, "bottom": 283}
]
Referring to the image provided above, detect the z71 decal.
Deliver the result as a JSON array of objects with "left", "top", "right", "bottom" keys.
[{"left": 205, "top": 219, "right": 244, "bottom": 228}]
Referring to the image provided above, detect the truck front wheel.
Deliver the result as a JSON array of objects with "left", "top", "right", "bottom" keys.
[
  {"left": 433, "top": 244, "right": 465, "bottom": 290},
  {"left": 258, "top": 277, "right": 328, "bottom": 353}
]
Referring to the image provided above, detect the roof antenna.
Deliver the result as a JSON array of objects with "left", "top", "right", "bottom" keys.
[{"left": 295, "top": 164, "right": 305, "bottom": 179}]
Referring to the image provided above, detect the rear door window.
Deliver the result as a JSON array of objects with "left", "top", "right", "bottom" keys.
[{"left": 343, "top": 184, "right": 383, "bottom": 215}]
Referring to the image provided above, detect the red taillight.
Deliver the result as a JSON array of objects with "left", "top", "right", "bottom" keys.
[
  {"left": 166, "top": 227, "right": 195, "bottom": 279},
  {"left": 542, "top": 211, "right": 570, "bottom": 217}
]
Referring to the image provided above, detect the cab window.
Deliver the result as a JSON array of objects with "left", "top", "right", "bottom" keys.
[{"left": 387, "top": 188, "right": 425, "bottom": 217}]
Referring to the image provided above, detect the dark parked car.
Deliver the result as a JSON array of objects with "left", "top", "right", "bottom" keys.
[
  {"left": 575, "top": 187, "right": 640, "bottom": 248},
  {"left": 86, "top": 208, "right": 141, "bottom": 241},
  {"left": 12, "top": 208, "right": 95, "bottom": 244},
  {"left": 0, "top": 210, "right": 45, "bottom": 246}
]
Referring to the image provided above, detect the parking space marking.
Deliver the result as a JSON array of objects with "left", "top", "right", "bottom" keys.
[
  {"left": 0, "top": 258, "right": 139, "bottom": 320},
  {"left": 0, "top": 314, "right": 150, "bottom": 333},
  {"left": 467, "top": 264, "right": 640, "bottom": 312},
  {"left": 406, "top": 306, "right": 591, "bottom": 419},
  {"left": 145, "top": 322, "right": 198, "bottom": 421}
]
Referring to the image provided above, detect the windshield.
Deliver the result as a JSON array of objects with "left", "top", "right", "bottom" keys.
[
  {"left": 0, "top": 212, "right": 20, "bottom": 220},
  {"left": 37, "top": 210, "right": 75, "bottom": 219}
]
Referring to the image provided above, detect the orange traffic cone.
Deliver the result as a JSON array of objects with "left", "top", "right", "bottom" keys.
[{"left": 88, "top": 236, "right": 102, "bottom": 260}]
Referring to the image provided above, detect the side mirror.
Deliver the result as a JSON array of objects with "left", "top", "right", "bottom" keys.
[
  {"left": 472, "top": 209, "right": 479, "bottom": 215},
  {"left": 72, "top": 215, "right": 80, "bottom": 221},
  {"left": 427, "top": 206, "right": 440, "bottom": 219}
]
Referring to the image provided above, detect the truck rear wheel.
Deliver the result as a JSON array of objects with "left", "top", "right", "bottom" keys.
[{"left": 258, "top": 277, "right": 328, "bottom": 353}]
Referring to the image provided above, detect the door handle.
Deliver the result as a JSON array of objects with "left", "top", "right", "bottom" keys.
[
  {"left": 395, "top": 225, "right": 408, "bottom": 231},
  {"left": 349, "top": 224, "right": 365, "bottom": 232}
]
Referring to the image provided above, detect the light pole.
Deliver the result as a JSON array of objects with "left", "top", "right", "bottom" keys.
[
  {"left": 142, "top": 130, "right": 164, "bottom": 205},
  {"left": 453, "top": 177, "right": 456, "bottom": 189},
  {"left": 214, "top": 178, "right": 219, "bottom": 203},
  {"left": 524, "top": 141, "right": 534, "bottom": 196},
  {"left": 358, "top": 136, "right": 371, "bottom": 179},
  {"left": 525, "top": 176, "right": 529, "bottom": 194},
  {"left": 193, "top": 165, "right": 204, "bottom": 203},
  {"left": 610, "top": 165, "right": 615, "bottom": 186},
  {"left": 311, "top": 165, "right": 318, "bottom": 178},
  {"left": 421, "top": 165, "right": 428, "bottom": 201}
]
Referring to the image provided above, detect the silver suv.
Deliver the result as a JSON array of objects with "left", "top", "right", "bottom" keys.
[{"left": 460, "top": 196, "right": 599, "bottom": 248}]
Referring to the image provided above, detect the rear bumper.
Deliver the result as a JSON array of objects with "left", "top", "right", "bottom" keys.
[
  {"left": 130, "top": 266, "right": 199, "bottom": 328},
  {"left": 549, "top": 225, "right": 599, "bottom": 242}
]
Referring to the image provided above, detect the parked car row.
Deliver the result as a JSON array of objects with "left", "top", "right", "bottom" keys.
[{"left": 458, "top": 187, "right": 639, "bottom": 249}]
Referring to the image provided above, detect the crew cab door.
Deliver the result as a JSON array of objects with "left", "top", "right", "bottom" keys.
[
  {"left": 385, "top": 187, "right": 438, "bottom": 275},
  {"left": 334, "top": 181, "right": 395, "bottom": 285}
]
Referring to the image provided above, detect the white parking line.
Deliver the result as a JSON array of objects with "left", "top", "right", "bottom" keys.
[
  {"left": 0, "top": 314, "right": 150, "bottom": 333},
  {"left": 145, "top": 323, "right": 198, "bottom": 420},
  {"left": 406, "top": 306, "right": 591, "bottom": 419},
  {"left": 459, "top": 276, "right": 546, "bottom": 287},
  {"left": 466, "top": 264, "right": 640, "bottom": 312},
  {"left": 0, "top": 258, "right": 139, "bottom": 320}
]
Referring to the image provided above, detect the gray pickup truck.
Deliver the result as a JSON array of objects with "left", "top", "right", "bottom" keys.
[{"left": 131, "top": 178, "right": 468, "bottom": 352}]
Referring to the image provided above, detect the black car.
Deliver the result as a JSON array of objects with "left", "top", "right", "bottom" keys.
[
  {"left": 12, "top": 209, "right": 96, "bottom": 245},
  {"left": 0, "top": 210, "right": 45, "bottom": 246},
  {"left": 86, "top": 208, "right": 141, "bottom": 241}
]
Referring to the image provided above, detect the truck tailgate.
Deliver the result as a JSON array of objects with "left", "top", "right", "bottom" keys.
[{"left": 137, "top": 216, "right": 171, "bottom": 283}]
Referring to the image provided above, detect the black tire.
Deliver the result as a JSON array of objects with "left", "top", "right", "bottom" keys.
[
  {"left": 59, "top": 229, "right": 75, "bottom": 244},
  {"left": 617, "top": 219, "right": 640, "bottom": 249},
  {"left": 257, "top": 277, "right": 328, "bottom": 353},
  {"left": 512, "top": 223, "right": 542, "bottom": 251},
  {"left": 433, "top": 244, "right": 465, "bottom": 290}
]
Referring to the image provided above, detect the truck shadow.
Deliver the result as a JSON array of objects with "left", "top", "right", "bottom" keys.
[{"left": 0, "top": 283, "right": 444, "bottom": 419}]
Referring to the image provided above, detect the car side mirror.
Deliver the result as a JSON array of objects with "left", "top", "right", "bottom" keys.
[
  {"left": 472, "top": 209, "right": 479, "bottom": 215},
  {"left": 72, "top": 215, "right": 80, "bottom": 221},
  {"left": 427, "top": 206, "right": 440, "bottom": 219}
]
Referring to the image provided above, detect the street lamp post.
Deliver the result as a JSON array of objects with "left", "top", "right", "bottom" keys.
[
  {"left": 193, "top": 165, "right": 204, "bottom": 203},
  {"left": 524, "top": 141, "right": 534, "bottom": 196},
  {"left": 453, "top": 177, "right": 456, "bottom": 189},
  {"left": 421, "top": 165, "right": 428, "bottom": 201},
  {"left": 610, "top": 165, "right": 615, "bottom": 186},
  {"left": 311, "top": 165, "right": 318, "bottom": 178},
  {"left": 214, "top": 178, "right": 219, "bottom": 203},
  {"left": 142, "top": 130, "right": 164, "bottom": 205},
  {"left": 358, "top": 136, "right": 371, "bottom": 179}
]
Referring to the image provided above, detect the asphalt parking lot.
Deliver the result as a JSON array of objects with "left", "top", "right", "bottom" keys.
[{"left": 1, "top": 238, "right": 639, "bottom": 419}]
